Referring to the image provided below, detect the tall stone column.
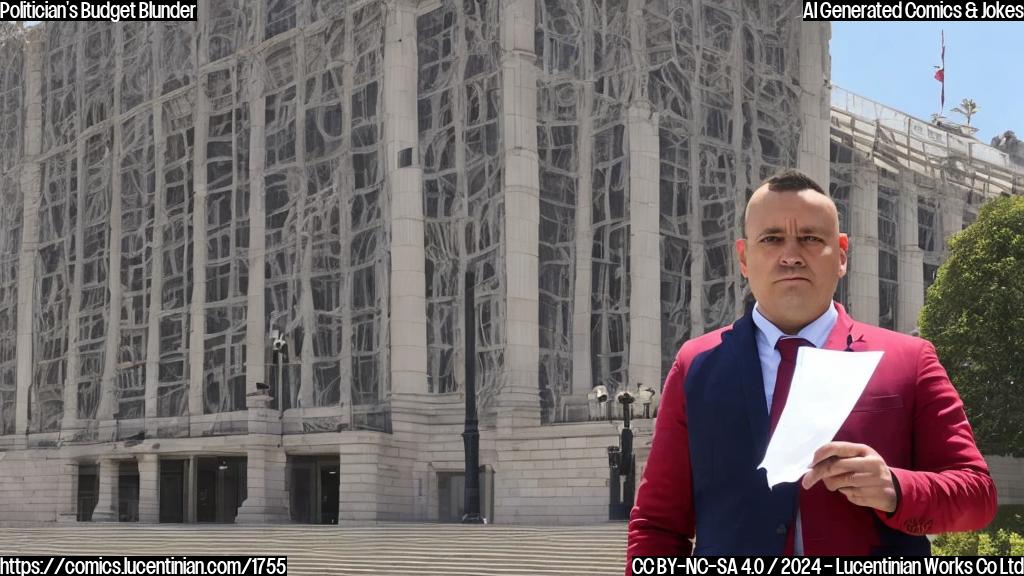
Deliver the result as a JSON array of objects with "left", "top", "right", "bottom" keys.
[
  {"left": 337, "top": 434, "right": 383, "bottom": 522},
  {"left": 499, "top": 0, "right": 541, "bottom": 429},
  {"left": 144, "top": 26, "right": 168, "bottom": 426},
  {"left": 245, "top": 35, "right": 268, "bottom": 402},
  {"left": 15, "top": 29, "right": 43, "bottom": 444},
  {"left": 386, "top": 0, "right": 428, "bottom": 403},
  {"left": 186, "top": 455, "right": 198, "bottom": 523},
  {"left": 897, "top": 178, "right": 923, "bottom": 334},
  {"left": 686, "top": 7, "right": 706, "bottom": 339},
  {"left": 571, "top": 40, "right": 594, "bottom": 409},
  {"left": 137, "top": 454, "right": 159, "bottom": 523},
  {"left": 940, "top": 195, "right": 964, "bottom": 251},
  {"left": 97, "top": 25, "right": 125, "bottom": 433},
  {"left": 236, "top": 444, "right": 290, "bottom": 523},
  {"left": 56, "top": 461, "right": 79, "bottom": 522},
  {"left": 294, "top": 17, "right": 314, "bottom": 411},
  {"left": 848, "top": 160, "right": 880, "bottom": 323},
  {"left": 62, "top": 29, "right": 88, "bottom": 435},
  {"left": 236, "top": 394, "right": 289, "bottom": 523},
  {"left": 91, "top": 458, "right": 119, "bottom": 522},
  {"left": 188, "top": 70, "right": 211, "bottom": 419},
  {"left": 627, "top": 102, "right": 661, "bottom": 405},
  {"left": 797, "top": 22, "right": 831, "bottom": 187},
  {"left": 688, "top": 242, "right": 706, "bottom": 337}
]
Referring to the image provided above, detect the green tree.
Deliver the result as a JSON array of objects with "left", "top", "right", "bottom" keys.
[
  {"left": 953, "top": 98, "right": 979, "bottom": 126},
  {"left": 919, "top": 195, "right": 1024, "bottom": 457}
]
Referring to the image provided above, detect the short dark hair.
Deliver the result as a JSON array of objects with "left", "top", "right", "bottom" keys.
[
  {"left": 762, "top": 169, "right": 826, "bottom": 196},
  {"left": 744, "top": 170, "right": 829, "bottom": 237}
]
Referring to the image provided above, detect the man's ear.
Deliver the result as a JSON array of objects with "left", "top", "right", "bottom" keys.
[
  {"left": 736, "top": 238, "right": 748, "bottom": 278},
  {"left": 838, "top": 233, "right": 849, "bottom": 277}
]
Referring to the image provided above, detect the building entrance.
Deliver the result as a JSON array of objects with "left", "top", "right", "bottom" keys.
[
  {"left": 118, "top": 461, "right": 139, "bottom": 522},
  {"left": 196, "top": 457, "right": 247, "bottom": 523},
  {"left": 159, "top": 459, "right": 188, "bottom": 523},
  {"left": 77, "top": 464, "right": 98, "bottom": 521},
  {"left": 289, "top": 455, "right": 339, "bottom": 524}
]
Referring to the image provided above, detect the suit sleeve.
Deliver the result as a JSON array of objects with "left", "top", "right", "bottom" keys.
[
  {"left": 876, "top": 339, "right": 998, "bottom": 535},
  {"left": 626, "top": 349, "right": 695, "bottom": 572}
]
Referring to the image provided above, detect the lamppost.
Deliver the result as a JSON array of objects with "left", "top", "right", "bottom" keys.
[
  {"left": 462, "top": 270, "right": 483, "bottom": 524},
  {"left": 637, "top": 384, "right": 656, "bottom": 419},
  {"left": 271, "top": 329, "right": 288, "bottom": 414},
  {"left": 594, "top": 382, "right": 656, "bottom": 521},
  {"left": 588, "top": 385, "right": 609, "bottom": 420}
]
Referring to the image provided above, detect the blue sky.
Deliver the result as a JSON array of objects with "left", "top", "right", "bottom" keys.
[{"left": 831, "top": 22, "right": 1024, "bottom": 145}]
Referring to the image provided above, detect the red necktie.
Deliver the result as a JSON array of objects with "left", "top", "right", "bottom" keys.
[
  {"left": 769, "top": 338, "right": 812, "bottom": 437},
  {"left": 770, "top": 337, "right": 811, "bottom": 556}
]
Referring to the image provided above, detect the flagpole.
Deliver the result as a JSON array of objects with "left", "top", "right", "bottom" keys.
[{"left": 939, "top": 30, "right": 945, "bottom": 115}]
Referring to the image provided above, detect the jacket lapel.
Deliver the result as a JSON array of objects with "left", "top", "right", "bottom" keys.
[
  {"left": 724, "top": 310, "right": 771, "bottom": 456},
  {"left": 823, "top": 302, "right": 862, "bottom": 352}
]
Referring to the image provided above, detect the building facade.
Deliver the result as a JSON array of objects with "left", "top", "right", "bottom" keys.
[
  {"left": 7, "top": 3, "right": 1017, "bottom": 526},
  {"left": 829, "top": 87, "right": 1023, "bottom": 333}
]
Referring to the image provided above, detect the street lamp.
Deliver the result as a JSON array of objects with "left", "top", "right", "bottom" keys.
[
  {"left": 588, "top": 385, "right": 609, "bottom": 421},
  {"left": 594, "top": 382, "right": 648, "bottom": 521},
  {"left": 636, "top": 385, "right": 656, "bottom": 419},
  {"left": 270, "top": 329, "right": 288, "bottom": 414},
  {"left": 616, "top": 388, "right": 635, "bottom": 426},
  {"left": 462, "top": 270, "right": 484, "bottom": 524}
]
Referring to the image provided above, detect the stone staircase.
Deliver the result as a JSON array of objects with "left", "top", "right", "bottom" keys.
[{"left": 0, "top": 522, "right": 629, "bottom": 575}]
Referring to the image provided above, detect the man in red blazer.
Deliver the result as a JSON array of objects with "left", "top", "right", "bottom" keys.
[{"left": 627, "top": 171, "right": 996, "bottom": 563}]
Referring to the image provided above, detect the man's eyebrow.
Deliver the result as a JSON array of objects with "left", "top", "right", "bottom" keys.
[
  {"left": 797, "top": 226, "right": 828, "bottom": 234},
  {"left": 755, "top": 226, "right": 831, "bottom": 237}
]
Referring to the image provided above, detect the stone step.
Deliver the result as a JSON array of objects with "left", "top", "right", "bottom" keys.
[{"left": 0, "top": 522, "right": 629, "bottom": 576}]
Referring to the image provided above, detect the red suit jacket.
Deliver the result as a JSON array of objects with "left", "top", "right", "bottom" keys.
[{"left": 628, "top": 302, "right": 996, "bottom": 560}]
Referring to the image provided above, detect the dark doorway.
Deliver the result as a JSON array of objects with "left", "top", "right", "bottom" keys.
[
  {"left": 437, "top": 471, "right": 464, "bottom": 522},
  {"left": 77, "top": 464, "right": 98, "bottom": 521},
  {"left": 320, "top": 462, "right": 339, "bottom": 524},
  {"left": 438, "top": 466, "right": 494, "bottom": 523},
  {"left": 289, "top": 455, "right": 339, "bottom": 524},
  {"left": 119, "top": 461, "right": 140, "bottom": 522},
  {"left": 196, "top": 456, "right": 246, "bottom": 523},
  {"left": 159, "top": 459, "right": 188, "bottom": 523}
]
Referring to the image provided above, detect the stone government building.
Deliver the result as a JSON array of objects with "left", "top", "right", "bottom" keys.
[{"left": 0, "top": 2, "right": 1019, "bottom": 524}]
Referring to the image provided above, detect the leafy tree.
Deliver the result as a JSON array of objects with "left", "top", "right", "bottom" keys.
[
  {"left": 952, "top": 98, "right": 979, "bottom": 126},
  {"left": 919, "top": 195, "right": 1024, "bottom": 457}
]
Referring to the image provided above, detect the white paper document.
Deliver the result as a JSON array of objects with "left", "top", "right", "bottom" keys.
[{"left": 758, "top": 347, "right": 884, "bottom": 487}]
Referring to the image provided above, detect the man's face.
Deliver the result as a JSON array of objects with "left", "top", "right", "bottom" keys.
[{"left": 736, "top": 187, "right": 848, "bottom": 334}]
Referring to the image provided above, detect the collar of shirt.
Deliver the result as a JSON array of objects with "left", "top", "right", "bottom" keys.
[{"left": 752, "top": 301, "right": 838, "bottom": 351}]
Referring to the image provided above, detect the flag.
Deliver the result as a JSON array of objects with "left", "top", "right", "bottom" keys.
[{"left": 934, "top": 31, "right": 945, "bottom": 110}]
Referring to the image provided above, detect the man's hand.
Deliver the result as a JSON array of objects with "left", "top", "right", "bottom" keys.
[{"left": 801, "top": 441, "right": 898, "bottom": 513}]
